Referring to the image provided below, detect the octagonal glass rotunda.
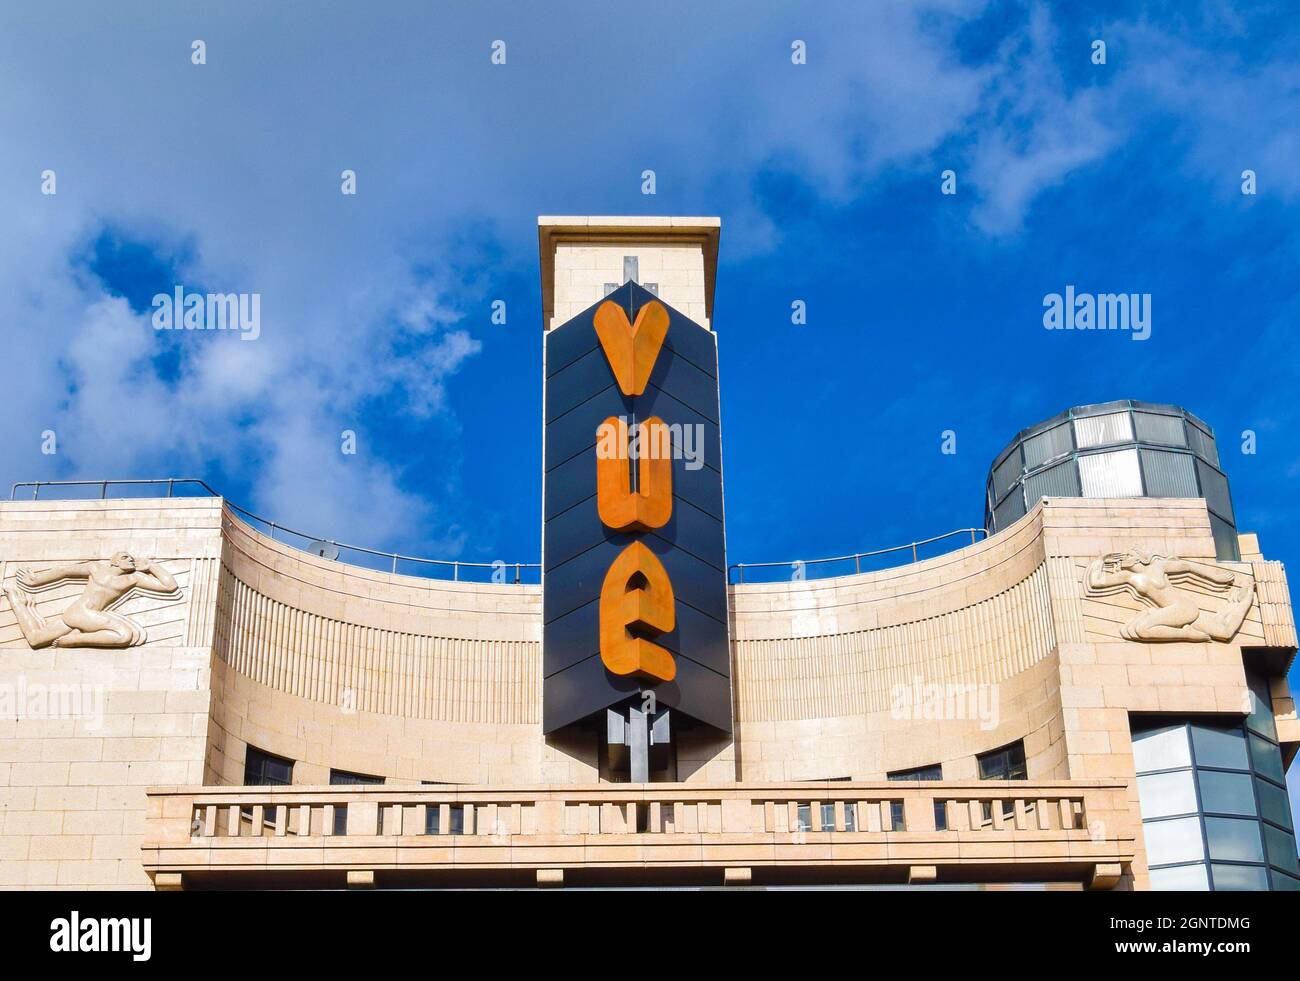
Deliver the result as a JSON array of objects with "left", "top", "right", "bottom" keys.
[{"left": 985, "top": 400, "right": 1238, "bottom": 560}]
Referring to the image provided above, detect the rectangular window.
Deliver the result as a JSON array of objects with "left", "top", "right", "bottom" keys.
[
  {"left": 1136, "top": 770, "right": 1198, "bottom": 820},
  {"left": 330, "top": 769, "right": 384, "bottom": 786},
  {"left": 1212, "top": 864, "right": 1269, "bottom": 891},
  {"left": 244, "top": 747, "right": 293, "bottom": 786},
  {"left": 1073, "top": 410, "right": 1133, "bottom": 448},
  {"left": 425, "top": 805, "right": 441, "bottom": 836},
  {"left": 1144, "top": 815, "right": 1206, "bottom": 867},
  {"left": 1132, "top": 724, "right": 1191, "bottom": 773},
  {"left": 1149, "top": 863, "right": 1209, "bottom": 890},
  {"left": 1271, "top": 870, "right": 1300, "bottom": 891},
  {"left": 1187, "top": 422, "right": 1219, "bottom": 467},
  {"left": 1257, "top": 778, "right": 1293, "bottom": 831},
  {"left": 795, "top": 803, "right": 812, "bottom": 833},
  {"left": 820, "top": 803, "right": 835, "bottom": 831},
  {"left": 242, "top": 747, "right": 293, "bottom": 826},
  {"left": 1248, "top": 732, "right": 1285, "bottom": 783},
  {"left": 1190, "top": 724, "right": 1248, "bottom": 770},
  {"left": 887, "top": 763, "right": 943, "bottom": 781},
  {"left": 1133, "top": 411, "right": 1187, "bottom": 447},
  {"left": 1023, "top": 461, "right": 1081, "bottom": 505},
  {"left": 1245, "top": 673, "right": 1278, "bottom": 740},
  {"left": 1196, "top": 770, "right": 1255, "bottom": 817},
  {"left": 1264, "top": 823, "right": 1300, "bottom": 875},
  {"left": 977, "top": 741, "right": 1027, "bottom": 781},
  {"left": 843, "top": 802, "right": 857, "bottom": 832},
  {"left": 1204, "top": 816, "right": 1264, "bottom": 864},
  {"left": 1022, "top": 422, "right": 1073, "bottom": 469},
  {"left": 1139, "top": 448, "right": 1198, "bottom": 498},
  {"left": 1078, "top": 448, "right": 1143, "bottom": 498},
  {"left": 889, "top": 800, "right": 905, "bottom": 831}
]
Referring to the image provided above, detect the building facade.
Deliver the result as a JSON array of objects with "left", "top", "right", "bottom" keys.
[{"left": 0, "top": 217, "right": 1296, "bottom": 891}]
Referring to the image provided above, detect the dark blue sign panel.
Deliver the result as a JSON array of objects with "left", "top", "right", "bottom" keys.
[{"left": 542, "top": 282, "right": 731, "bottom": 733}]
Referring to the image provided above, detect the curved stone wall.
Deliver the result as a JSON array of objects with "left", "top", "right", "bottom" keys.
[
  {"left": 199, "top": 496, "right": 1295, "bottom": 794},
  {"left": 203, "top": 511, "right": 596, "bottom": 789},
  {"left": 214, "top": 513, "right": 541, "bottom": 724},
  {"left": 729, "top": 502, "right": 1066, "bottom": 781}
]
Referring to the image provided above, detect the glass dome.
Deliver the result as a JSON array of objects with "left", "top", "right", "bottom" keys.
[{"left": 984, "top": 400, "right": 1238, "bottom": 560}]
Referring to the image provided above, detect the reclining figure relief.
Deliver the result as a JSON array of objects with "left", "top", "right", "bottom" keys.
[
  {"left": 1084, "top": 548, "right": 1254, "bottom": 643},
  {"left": 2, "top": 553, "right": 180, "bottom": 649}
]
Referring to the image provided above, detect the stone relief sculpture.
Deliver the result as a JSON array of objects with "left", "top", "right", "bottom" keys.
[
  {"left": 2, "top": 553, "right": 179, "bottom": 649},
  {"left": 1084, "top": 549, "right": 1253, "bottom": 642}
]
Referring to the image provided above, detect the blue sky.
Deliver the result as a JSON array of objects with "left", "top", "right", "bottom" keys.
[{"left": 3, "top": 2, "right": 1299, "bottom": 800}]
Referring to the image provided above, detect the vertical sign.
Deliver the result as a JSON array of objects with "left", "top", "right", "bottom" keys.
[{"left": 543, "top": 282, "right": 731, "bottom": 733}]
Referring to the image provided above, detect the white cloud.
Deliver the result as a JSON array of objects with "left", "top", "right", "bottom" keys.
[{"left": 2, "top": 0, "right": 1297, "bottom": 554}]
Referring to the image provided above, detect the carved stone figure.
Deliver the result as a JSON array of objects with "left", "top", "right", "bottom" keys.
[
  {"left": 2, "top": 553, "right": 179, "bottom": 649},
  {"left": 1084, "top": 549, "right": 1253, "bottom": 642}
]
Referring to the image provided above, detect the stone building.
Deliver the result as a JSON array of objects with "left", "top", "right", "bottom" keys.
[{"left": 0, "top": 217, "right": 1295, "bottom": 891}]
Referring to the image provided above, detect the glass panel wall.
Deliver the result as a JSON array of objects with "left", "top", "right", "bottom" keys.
[{"left": 1132, "top": 676, "right": 1300, "bottom": 890}]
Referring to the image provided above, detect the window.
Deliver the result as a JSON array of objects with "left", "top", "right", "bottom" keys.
[
  {"left": 843, "top": 802, "right": 857, "bottom": 832},
  {"left": 1196, "top": 770, "right": 1255, "bottom": 816},
  {"left": 1190, "top": 725, "right": 1248, "bottom": 770},
  {"left": 1211, "top": 864, "right": 1269, "bottom": 891},
  {"left": 977, "top": 741, "right": 1027, "bottom": 781},
  {"left": 795, "top": 803, "right": 812, "bottom": 833},
  {"left": 1132, "top": 723, "right": 1192, "bottom": 772},
  {"left": 1074, "top": 411, "right": 1133, "bottom": 448},
  {"left": 889, "top": 801, "right": 905, "bottom": 831},
  {"left": 1144, "top": 816, "right": 1205, "bottom": 866},
  {"left": 820, "top": 803, "right": 835, "bottom": 831},
  {"left": 242, "top": 747, "right": 292, "bottom": 825},
  {"left": 1136, "top": 770, "right": 1198, "bottom": 819},
  {"left": 1204, "top": 817, "right": 1264, "bottom": 864},
  {"left": 1149, "top": 864, "right": 1209, "bottom": 890},
  {"left": 244, "top": 747, "right": 293, "bottom": 787},
  {"left": 888, "top": 764, "right": 943, "bottom": 781},
  {"left": 421, "top": 781, "right": 454, "bottom": 836},
  {"left": 1133, "top": 411, "right": 1187, "bottom": 447},
  {"left": 1132, "top": 688, "right": 1300, "bottom": 891},
  {"left": 330, "top": 769, "right": 384, "bottom": 786},
  {"left": 1022, "top": 422, "right": 1073, "bottom": 469},
  {"left": 330, "top": 769, "right": 383, "bottom": 835},
  {"left": 1139, "top": 449, "right": 1198, "bottom": 497},
  {"left": 889, "top": 763, "right": 946, "bottom": 829},
  {"left": 934, "top": 801, "right": 948, "bottom": 831},
  {"left": 1077, "top": 448, "right": 1143, "bottom": 498}
]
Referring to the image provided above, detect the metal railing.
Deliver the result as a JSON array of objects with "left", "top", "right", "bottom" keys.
[
  {"left": 9, "top": 479, "right": 990, "bottom": 588},
  {"left": 728, "top": 527, "right": 989, "bottom": 584},
  {"left": 8, "top": 479, "right": 542, "bottom": 585}
]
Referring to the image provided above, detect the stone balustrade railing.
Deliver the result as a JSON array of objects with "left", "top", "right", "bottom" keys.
[{"left": 142, "top": 781, "right": 1135, "bottom": 889}]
